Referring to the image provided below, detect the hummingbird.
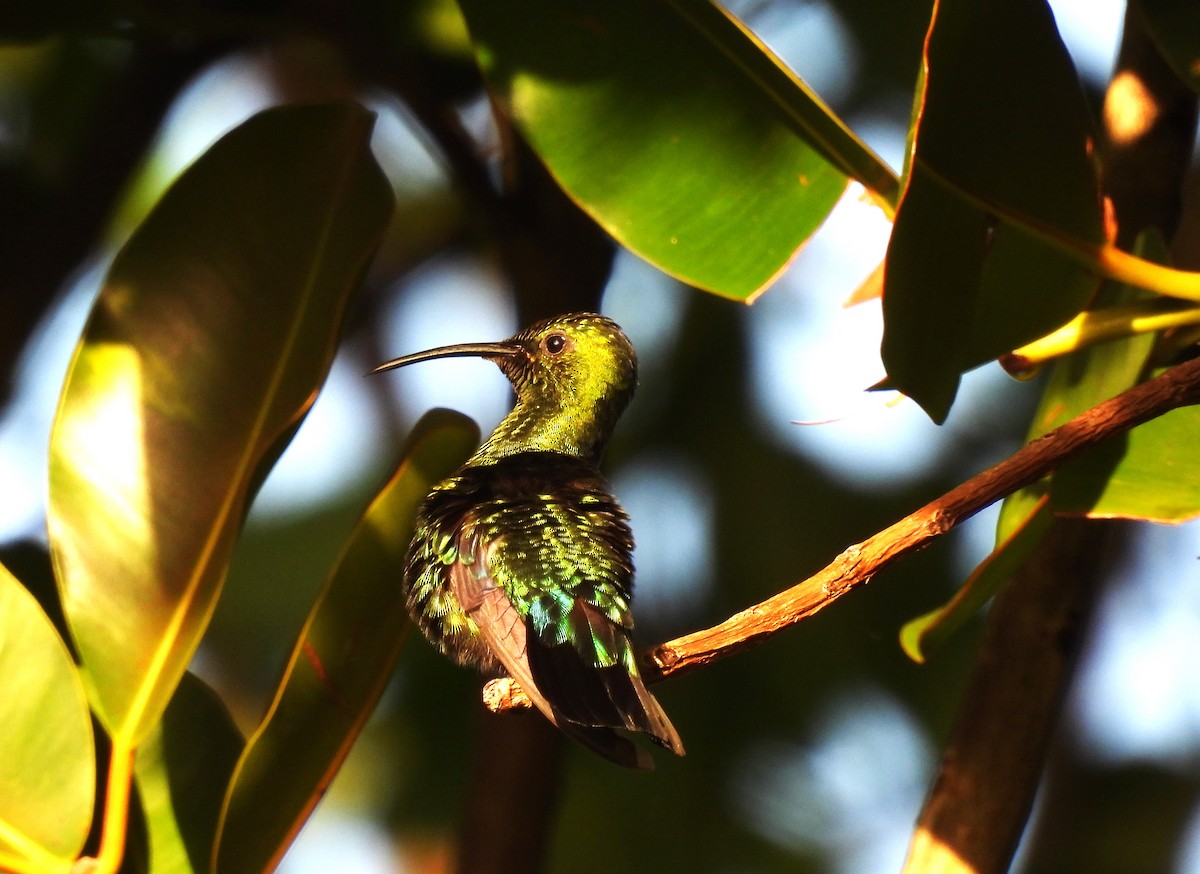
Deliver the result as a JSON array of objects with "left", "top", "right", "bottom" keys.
[{"left": 373, "top": 312, "right": 684, "bottom": 769}]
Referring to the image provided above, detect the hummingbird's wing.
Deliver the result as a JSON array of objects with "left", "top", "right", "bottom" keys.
[
  {"left": 448, "top": 457, "right": 684, "bottom": 766},
  {"left": 450, "top": 557, "right": 654, "bottom": 769}
]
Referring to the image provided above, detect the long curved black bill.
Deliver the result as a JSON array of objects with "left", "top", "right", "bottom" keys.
[{"left": 371, "top": 341, "right": 521, "bottom": 374}]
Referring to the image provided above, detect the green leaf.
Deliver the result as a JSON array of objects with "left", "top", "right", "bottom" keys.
[
  {"left": 1027, "top": 234, "right": 1166, "bottom": 438},
  {"left": 456, "top": 0, "right": 881, "bottom": 299},
  {"left": 901, "top": 233, "right": 1169, "bottom": 659},
  {"left": 1033, "top": 232, "right": 1200, "bottom": 522},
  {"left": 0, "top": 562, "right": 95, "bottom": 874},
  {"left": 132, "top": 673, "right": 243, "bottom": 874},
  {"left": 47, "top": 102, "right": 394, "bottom": 746},
  {"left": 901, "top": 497, "right": 1052, "bottom": 663},
  {"left": 882, "top": 0, "right": 1104, "bottom": 421},
  {"left": 1137, "top": 0, "right": 1200, "bottom": 93},
  {"left": 213, "top": 409, "right": 479, "bottom": 874},
  {"left": 1052, "top": 385, "right": 1200, "bottom": 522}
]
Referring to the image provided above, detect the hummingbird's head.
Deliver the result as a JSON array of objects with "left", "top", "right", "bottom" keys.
[
  {"left": 500, "top": 313, "right": 637, "bottom": 414},
  {"left": 373, "top": 313, "right": 638, "bottom": 461}
]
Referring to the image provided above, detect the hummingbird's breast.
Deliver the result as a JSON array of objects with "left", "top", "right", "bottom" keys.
[{"left": 402, "top": 451, "right": 635, "bottom": 673}]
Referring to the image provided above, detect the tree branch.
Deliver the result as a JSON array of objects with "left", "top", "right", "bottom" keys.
[
  {"left": 473, "top": 351, "right": 1200, "bottom": 720},
  {"left": 643, "top": 353, "right": 1200, "bottom": 680}
]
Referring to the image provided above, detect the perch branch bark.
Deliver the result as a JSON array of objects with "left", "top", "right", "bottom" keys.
[
  {"left": 643, "top": 353, "right": 1200, "bottom": 681},
  {"left": 478, "top": 352, "right": 1200, "bottom": 719}
]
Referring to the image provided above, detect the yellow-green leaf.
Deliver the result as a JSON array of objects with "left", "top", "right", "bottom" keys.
[
  {"left": 47, "top": 102, "right": 394, "bottom": 747},
  {"left": 213, "top": 409, "right": 478, "bottom": 874},
  {"left": 132, "top": 673, "right": 242, "bottom": 874},
  {"left": 0, "top": 562, "right": 94, "bottom": 874},
  {"left": 1053, "top": 385, "right": 1200, "bottom": 523}
]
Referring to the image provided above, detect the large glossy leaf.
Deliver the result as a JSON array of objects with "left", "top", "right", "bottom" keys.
[
  {"left": 882, "top": 0, "right": 1104, "bottom": 421},
  {"left": 456, "top": 0, "right": 888, "bottom": 299},
  {"left": 132, "top": 673, "right": 242, "bottom": 874},
  {"left": 213, "top": 409, "right": 479, "bottom": 874},
  {"left": 0, "top": 562, "right": 94, "bottom": 873},
  {"left": 47, "top": 103, "right": 394, "bottom": 747}
]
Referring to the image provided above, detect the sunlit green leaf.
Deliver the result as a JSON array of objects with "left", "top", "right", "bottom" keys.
[
  {"left": 1137, "top": 0, "right": 1200, "bottom": 93},
  {"left": 882, "top": 0, "right": 1103, "bottom": 421},
  {"left": 48, "top": 102, "right": 394, "bottom": 747},
  {"left": 132, "top": 673, "right": 242, "bottom": 874},
  {"left": 1052, "top": 385, "right": 1200, "bottom": 522},
  {"left": 1036, "top": 233, "right": 1200, "bottom": 522},
  {"left": 213, "top": 410, "right": 479, "bottom": 874},
  {"left": 0, "top": 562, "right": 94, "bottom": 873},
  {"left": 457, "top": 0, "right": 883, "bottom": 299}
]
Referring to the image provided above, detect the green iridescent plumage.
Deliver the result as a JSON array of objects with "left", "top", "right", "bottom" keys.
[{"left": 375, "top": 313, "right": 684, "bottom": 768}]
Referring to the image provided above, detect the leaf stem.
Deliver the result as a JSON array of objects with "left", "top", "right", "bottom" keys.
[
  {"left": 1095, "top": 242, "right": 1200, "bottom": 300},
  {"left": 1001, "top": 298, "right": 1200, "bottom": 372},
  {"left": 92, "top": 740, "right": 134, "bottom": 874}
]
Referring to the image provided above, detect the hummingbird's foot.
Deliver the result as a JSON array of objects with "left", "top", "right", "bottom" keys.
[{"left": 482, "top": 676, "right": 532, "bottom": 713}]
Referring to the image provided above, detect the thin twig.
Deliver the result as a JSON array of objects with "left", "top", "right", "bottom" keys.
[
  {"left": 476, "top": 353, "right": 1200, "bottom": 716},
  {"left": 643, "top": 353, "right": 1200, "bottom": 682}
]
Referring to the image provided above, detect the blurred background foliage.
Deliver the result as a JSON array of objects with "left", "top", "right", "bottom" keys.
[{"left": 2, "top": 1, "right": 1200, "bottom": 872}]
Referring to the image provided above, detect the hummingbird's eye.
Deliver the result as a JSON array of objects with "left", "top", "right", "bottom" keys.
[{"left": 543, "top": 333, "right": 569, "bottom": 356}]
